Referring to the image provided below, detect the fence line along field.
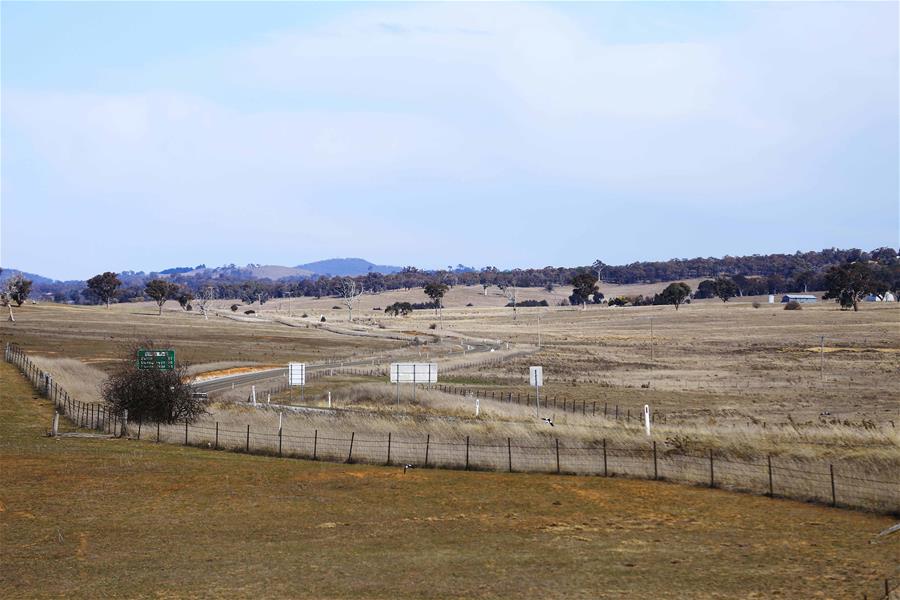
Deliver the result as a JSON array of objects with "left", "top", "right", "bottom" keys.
[{"left": 3, "top": 360, "right": 899, "bottom": 599}]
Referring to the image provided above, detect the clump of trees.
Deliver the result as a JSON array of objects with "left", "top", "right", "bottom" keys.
[
  {"left": 570, "top": 271, "right": 600, "bottom": 309},
  {"left": 101, "top": 341, "right": 206, "bottom": 424},
  {"left": 822, "top": 261, "right": 893, "bottom": 311},
  {"left": 1, "top": 271, "right": 32, "bottom": 322},
  {"left": 86, "top": 272, "right": 122, "bottom": 308},
  {"left": 658, "top": 282, "right": 692, "bottom": 310},
  {"left": 144, "top": 279, "right": 180, "bottom": 315},
  {"left": 385, "top": 302, "right": 413, "bottom": 316}
]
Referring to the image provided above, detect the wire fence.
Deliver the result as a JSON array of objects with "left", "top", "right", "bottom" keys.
[{"left": 5, "top": 343, "right": 899, "bottom": 598}]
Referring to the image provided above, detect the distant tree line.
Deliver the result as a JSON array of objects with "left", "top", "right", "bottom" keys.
[{"left": 13, "top": 246, "right": 898, "bottom": 307}]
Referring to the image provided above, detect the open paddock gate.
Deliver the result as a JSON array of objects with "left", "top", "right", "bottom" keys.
[{"left": 4, "top": 343, "right": 125, "bottom": 436}]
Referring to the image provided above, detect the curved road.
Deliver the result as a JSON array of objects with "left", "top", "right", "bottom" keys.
[{"left": 193, "top": 340, "right": 505, "bottom": 395}]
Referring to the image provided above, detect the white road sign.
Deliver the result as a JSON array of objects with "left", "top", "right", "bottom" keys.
[
  {"left": 529, "top": 366, "right": 543, "bottom": 387},
  {"left": 288, "top": 362, "right": 306, "bottom": 386},
  {"left": 390, "top": 363, "right": 438, "bottom": 384}
]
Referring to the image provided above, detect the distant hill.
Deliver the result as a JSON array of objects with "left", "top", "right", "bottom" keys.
[
  {"left": 0, "top": 268, "right": 58, "bottom": 285},
  {"left": 296, "top": 258, "right": 402, "bottom": 277}
]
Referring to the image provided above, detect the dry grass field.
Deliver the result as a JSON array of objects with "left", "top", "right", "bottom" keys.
[{"left": 2, "top": 362, "right": 898, "bottom": 599}]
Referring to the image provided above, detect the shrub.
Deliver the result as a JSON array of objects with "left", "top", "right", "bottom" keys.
[
  {"left": 466, "top": 303, "right": 474, "bottom": 307},
  {"left": 301, "top": 313, "right": 308, "bottom": 318},
  {"left": 752, "top": 301, "right": 761, "bottom": 309},
  {"left": 428, "top": 323, "right": 437, "bottom": 330},
  {"left": 320, "top": 316, "right": 326, "bottom": 322},
  {"left": 784, "top": 301, "right": 802, "bottom": 310},
  {"left": 332, "top": 305, "right": 342, "bottom": 310},
  {"left": 101, "top": 340, "right": 206, "bottom": 424},
  {"left": 508, "top": 299, "right": 549, "bottom": 308},
  {"left": 230, "top": 304, "right": 239, "bottom": 312},
  {"left": 373, "top": 307, "right": 382, "bottom": 311},
  {"left": 244, "top": 310, "right": 256, "bottom": 315}
]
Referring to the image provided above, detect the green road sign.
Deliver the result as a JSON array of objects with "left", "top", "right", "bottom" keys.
[{"left": 137, "top": 349, "right": 176, "bottom": 370}]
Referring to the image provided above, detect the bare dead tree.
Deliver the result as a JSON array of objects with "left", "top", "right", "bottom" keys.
[
  {"left": 500, "top": 283, "right": 518, "bottom": 321},
  {"left": 337, "top": 278, "right": 364, "bottom": 322},
  {"left": 195, "top": 286, "right": 215, "bottom": 320}
]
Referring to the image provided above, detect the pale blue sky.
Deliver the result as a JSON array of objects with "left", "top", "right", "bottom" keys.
[{"left": 2, "top": 1, "right": 898, "bottom": 280}]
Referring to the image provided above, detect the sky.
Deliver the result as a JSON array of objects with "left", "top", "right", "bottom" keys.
[{"left": 2, "top": 1, "right": 898, "bottom": 280}]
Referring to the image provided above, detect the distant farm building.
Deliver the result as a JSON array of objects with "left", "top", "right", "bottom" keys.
[
  {"left": 781, "top": 294, "right": 817, "bottom": 303},
  {"left": 865, "top": 292, "right": 896, "bottom": 302}
]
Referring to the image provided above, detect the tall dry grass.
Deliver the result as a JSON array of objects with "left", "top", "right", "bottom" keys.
[{"left": 28, "top": 355, "right": 106, "bottom": 404}]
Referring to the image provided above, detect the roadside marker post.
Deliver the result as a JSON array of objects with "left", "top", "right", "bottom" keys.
[
  {"left": 529, "top": 366, "right": 543, "bottom": 417},
  {"left": 644, "top": 404, "right": 651, "bottom": 436}
]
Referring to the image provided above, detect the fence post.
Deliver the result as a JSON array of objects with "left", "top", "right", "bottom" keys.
[
  {"left": 709, "top": 449, "right": 715, "bottom": 488},
  {"left": 386, "top": 432, "right": 392, "bottom": 465},
  {"left": 215, "top": 422, "right": 218, "bottom": 450},
  {"left": 246, "top": 424, "right": 250, "bottom": 453},
  {"left": 278, "top": 427, "right": 283, "bottom": 458},
  {"left": 51, "top": 411, "right": 59, "bottom": 437},
  {"left": 830, "top": 464, "right": 836, "bottom": 507},
  {"left": 465, "top": 436, "right": 470, "bottom": 470},
  {"left": 652, "top": 441, "right": 658, "bottom": 480},
  {"left": 615, "top": 405, "right": 619, "bottom": 420},
  {"left": 582, "top": 400, "right": 585, "bottom": 415},
  {"left": 424, "top": 433, "right": 430, "bottom": 467},
  {"left": 603, "top": 438, "right": 608, "bottom": 476},
  {"left": 507, "top": 437, "right": 512, "bottom": 472},
  {"left": 347, "top": 432, "right": 355, "bottom": 463},
  {"left": 313, "top": 429, "right": 318, "bottom": 460},
  {"left": 767, "top": 455, "right": 773, "bottom": 497},
  {"left": 555, "top": 438, "right": 561, "bottom": 474},
  {"left": 184, "top": 421, "right": 188, "bottom": 445},
  {"left": 137, "top": 418, "right": 142, "bottom": 440}
]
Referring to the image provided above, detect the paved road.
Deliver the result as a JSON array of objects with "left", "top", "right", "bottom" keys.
[{"left": 193, "top": 340, "right": 503, "bottom": 394}]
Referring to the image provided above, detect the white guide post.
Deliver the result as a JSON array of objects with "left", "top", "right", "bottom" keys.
[
  {"left": 529, "top": 366, "right": 543, "bottom": 417},
  {"left": 644, "top": 404, "right": 651, "bottom": 436}
]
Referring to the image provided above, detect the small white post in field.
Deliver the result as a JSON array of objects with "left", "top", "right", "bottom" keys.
[
  {"left": 51, "top": 411, "right": 59, "bottom": 437},
  {"left": 278, "top": 411, "right": 283, "bottom": 432},
  {"left": 328, "top": 391, "right": 332, "bottom": 408},
  {"left": 475, "top": 397, "right": 480, "bottom": 417},
  {"left": 644, "top": 404, "right": 651, "bottom": 436},
  {"left": 529, "top": 366, "right": 543, "bottom": 418},
  {"left": 251, "top": 385, "right": 257, "bottom": 406},
  {"left": 267, "top": 393, "right": 271, "bottom": 405}
]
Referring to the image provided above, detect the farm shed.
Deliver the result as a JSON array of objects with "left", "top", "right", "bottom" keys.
[{"left": 781, "top": 294, "right": 817, "bottom": 303}]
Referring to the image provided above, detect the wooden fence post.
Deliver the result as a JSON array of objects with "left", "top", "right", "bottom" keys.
[
  {"left": 465, "top": 436, "right": 470, "bottom": 470},
  {"left": 507, "top": 437, "right": 512, "bottom": 472},
  {"left": 652, "top": 441, "right": 658, "bottom": 480},
  {"left": 215, "top": 422, "right": 218, "bottom": 450},
  {"left": 184, "top": 421, "right": 188, "bottom": 445},
  {"left": 347, "top": 432, "right": 355, "bottom": 463},
  {"left": 709, "top": 449, "right": 715, "bottom": 488},
  {"left": 555, "top": 438, "right": 560, "bottom": 474},
  {"left": 767, "top": 455, "right": 774, "bottom": 497},
  {"left": 830, "top": 464, "right": 836, "bottom": 507},
  {"left": 603, "top": 438, "right": 608, "bottom": 476},
  {"left": 424, "top": 434, "right": 430, "bottom": 467},
  {"left": 157, "top": 422, "right": 160, "bottom": 443},
  {"left": 246, "top": 424, "right": 250, "bottom": 453},
  {"left": 137, "top": 419, "right": 142, "bottom": 440},
  {"left": 386, "top": 432, "right": 392, "bottom": 465},
  {"left": 278, "top": 426, "right": 283, "bottom": 457}
]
